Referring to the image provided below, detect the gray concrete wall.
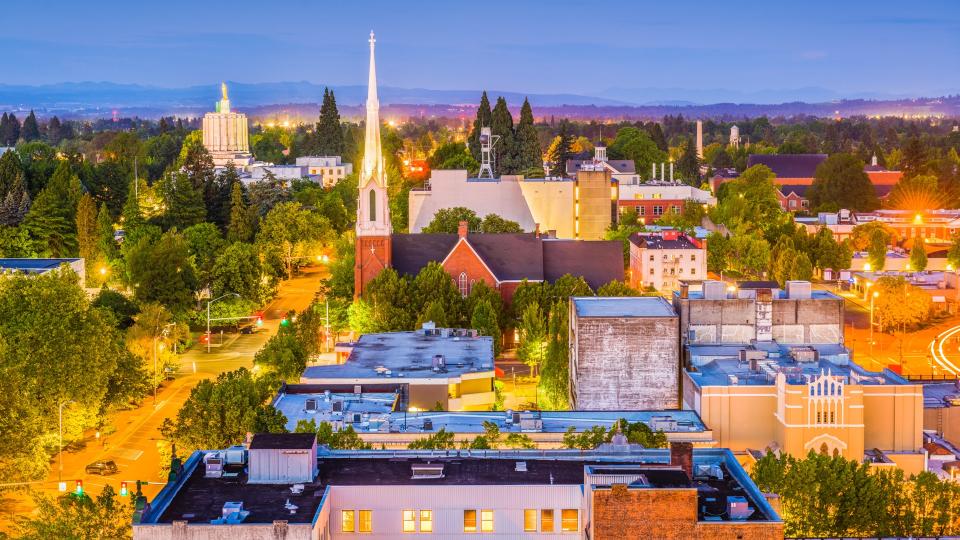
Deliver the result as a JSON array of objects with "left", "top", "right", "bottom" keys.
[
  {"left": 133, "top": 522, "right": 313, "bottom": 540},
  {"left": 570, "top": 310, "right": 680, "bottom": 410},
  {"left": 677, "top": 297, "right": 844, "bottom": 345}
]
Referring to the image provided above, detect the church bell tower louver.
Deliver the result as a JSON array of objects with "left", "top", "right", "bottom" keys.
[{"left": 354, "top": 31, "right": 392, "bottom": 298}]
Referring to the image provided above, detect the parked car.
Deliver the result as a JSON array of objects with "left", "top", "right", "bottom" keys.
[
  {"left": 85, "top": 460, "right": 118, "bottom": 476},
  {"left": 239, "top": 325, "right": 257, "bottom": 335}
]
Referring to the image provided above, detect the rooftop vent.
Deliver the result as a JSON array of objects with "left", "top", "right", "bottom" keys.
[
  {"left": 515, "top": 461, "right": 527, "bottom": 472},
  {"left": 422, "top": 418, "right": 433, "bottom": 431},
  {"left": 332, "top": 400, "right": 343, "bottom": 413},
  {"left": 304, "top": 398, "right": 318, "bottom": 413},
  {"left": 727, "top": 496, "right": 754, "bottom": 520},
  {"left": 411, "top": 463, "right": 445, "bottom": 480}
]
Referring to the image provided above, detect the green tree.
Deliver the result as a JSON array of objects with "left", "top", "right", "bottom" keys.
[
  {"left": 608, "top": 127, "right": 668, "bottom": 179},
  {"left": 615, "top": 419, "right": 668, "bottom": 448},
  {"left": 479, "top": 213, "right": 523, "bottom": 233},
  {"left": 96, "top": 202, "right": 117, "bottom": 263},
  {"left": 226, "top": 181, "right": 254, "bottom": 243},
  {"left": 412, "top": 262, "right": 464, "bottom": 326},
  {"left": 164, "top": 368, "right": 286, "bottom": 451},
  {"left": 547, "top": 121, "right": 574, "bottom": 177},
  {"left": 121, "top": 178, "right": 145, "bottom": 231},
  {"left": 873, "top": 276, "right": 931, "bottom": 332},
  {"left": 868, "top": 228, "right": 888, "bottom": 271},
  {"left": 417, "top": 300, "right": 448, "bottom": 328},
  {"left": 808, "top": 153, "right": 879, "bottom": 211},
  {"left": 183, "top": 222, "right": 226, "bottom": 292},
  {"left": 562, "top": 426, "right": 608, "bottom": 450},
  {"left": 20, "top": 110, "right": 41, "bottom": 142},
  {"left": 470, "top": 299, "right": 501, "bottom": 355},
  {"left": 0, "top": 148, "right": 24, "bottom": 199},
  {"left": 23, "top": 161, "right": 82, "bottom": 256},
  {"left": 490, "top": 96, "right": 516, "bottom": 174},
  {"left": 517, "top": 303, "right": 547, "bottom": 376},
  {"left": 254, "top": 328, "right": 308, "bottom": 381},
  {"left": 363, "top": 268, "right": 414, "bottom": 331},
  {"left": 514, "top": 98, "right": 543, "bottom": 173},
  {"left": 212, "top": 242, "right": 263, "bottom": 302},
  {"left": 407, "top": 428, "right": 456, "bottom": 450},
  {"left": 160, "top": 171, "right": 206, "bottom": 229},
  {"left": 422, "top": 206, "right": 481, "bottom": 233},
  {"left": 256, "top": 201, "right": 331, "bottom": 278},
  {"left": 676, "top": 137, "right": 700, "bottom": 184},
  {"left": 295, "top": 419, "right": 371, "bottom": 450},
  {"left": 909, "top": 242, "right": 928, "bottom": 272},
  {"left": 317, "top": 88, "right": 345, "bottom": 156},
  {"left": 540, "top": 299, "right": 571, "bottom": 409},
  {"left": 13, "top": 486, "right": 133, "bottom": 540},
  {"left": 467, "top": 92, "right": 493, "bottom": 161},
  {"left": 596, "top": 280, "right": 641, "bottom": 296},
  {"left": 126, "top": 231, "right": 199, "bottom": 313},
  {"left": 76, "top": 193, "right": 99, "bottom": 275}
]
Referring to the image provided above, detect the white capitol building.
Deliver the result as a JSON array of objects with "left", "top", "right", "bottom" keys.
[{"left": 201, "top": 82, "right": 255, "bottom": 168}]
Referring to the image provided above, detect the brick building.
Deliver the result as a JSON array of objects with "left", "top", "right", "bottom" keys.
[
  {"left": 628, "top": 230, "right": 706, "bottom": 292},
  {"left": 569, "top": 296, "right": 680, "bottom": 410}
]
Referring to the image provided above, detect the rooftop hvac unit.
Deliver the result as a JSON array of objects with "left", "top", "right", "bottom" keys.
[
  {"left": 350, "top": 413, "right": 362, "bottom": 424},
  {"left": 504, "top": 410, "right": 514, "bottom": 424},
  {"left": 727, "top": 496, "right": 754, "bottom": 520},
  {"left": 515, "top": 461, "right": 527, "bottom": 472},
  {"left": 512, "top": 412, "right": 522, "bottom": 425},
  {"left": 304, "top": 399, "right": 318, "bottom": 413},
  {"left": 422, "top": 418, "right": 433, "bottom": 431},
  {"left": 332, "top": 400, "right": 343, "bottom": 413},
  {"left": 411, "top": 463, "right": 445, "bottom": 480}
]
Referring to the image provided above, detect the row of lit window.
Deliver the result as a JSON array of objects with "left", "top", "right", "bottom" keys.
[
  {"left": 650, "top": 267, "right": 696, "bottom": 275},
  {"left": 340, "top": 508, "right": 579, "bottom": 533},
  {"left": 649, "top": 254, "right": 697, "bottom": 261},
  {"left": 636, "top": 205, "right": 681, "bottom": 216}
]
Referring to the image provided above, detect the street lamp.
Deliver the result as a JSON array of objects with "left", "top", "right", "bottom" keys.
[
  {"left": 153, "top": 322, "right": 175, "bottom": 408},
  {"left": 870, "top": 291, "right": 879, "bottom": 358},
  {"left": 58, "top": 399, "right": 75, "bottom": 486},
  {"left": 207, "top": 293, "right": 240, "bottom": 353}
]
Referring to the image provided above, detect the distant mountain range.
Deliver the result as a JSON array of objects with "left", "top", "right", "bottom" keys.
[{"left": 0, "top": 81, "right": 957, "bottom": 120}]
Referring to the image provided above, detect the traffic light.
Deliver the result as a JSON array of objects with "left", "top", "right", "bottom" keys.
[
  {"left": 280, "top": 317, "right": 289, "bottom": 326},
  {"left": 256, "top": 314, "right": 263, "bottom": 326},
  {"left": 75, "top": 479, "right": 83, "bottom": 495},
  {"left": 120, "top": 481, "right": 128, "bottom": 496}
]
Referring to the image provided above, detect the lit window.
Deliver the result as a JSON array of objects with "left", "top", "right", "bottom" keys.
[
  {"left": 458, "top": 272, "right": 469, "bottom": 297},
  {"left": 403, "top": 510, "right": 416, "bottom": 533},
  {"left": 691, "top": 254, "right": 696, "bottom": 261},
  {"left": 420, "top": 510, "right": 433, "bottom": 533},
  {"left": 464, "top": 510, "right": 477, "bottom": 532},
  {"left": 649, "top": 268, "right": 654, "bottom": 275},
  {"left": 691, "top": 268, "right": 696, "bottom": 275},
  {"left": 368, "top": 189, "right": 377, "bottom": 222},
  {"left": 342, "top": 510, "right": 356, "bottom": 532},
  {"left": 524, "top": 509, "right": 537, "bottom": 532},
  {"left": 649, "top": 254, "right": 654, "bottom": 262},
  {"left": 638, "top": 206, "right": 645, "bottom": 216},
  {"left": 480, "top": 510, "right": 494, "bottom": 532},
  {"left": 541, "top": 509, "right": 554, "bottom": 532},
  {"left": 561, "top": 509, "right": 579, "bottom": 532},
  {"left": 359, "top": 510, "right": 372, "bottom": 533}
]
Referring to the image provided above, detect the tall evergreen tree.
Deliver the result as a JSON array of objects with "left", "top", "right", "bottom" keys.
[
  {"left": 161, "top": 172, "right": 206, "bottom": 229},
  {"left": 23, "top": 161, "right": 82, "bottom": 256},
  {"left": 45, "top": 116, "right": 63, "bottom": 146},
  {"left": 0, "top": 148, "right": 23, "bottom": 199},
  {"left": 676, "top": 138, "right": 701, "bottom": 184},
  {"left": 514, "top": 98, "right": 543, "bottom": 175},
  {"left": 470, "top": 299, "right": 501, "bottom": 355},
  {"left": 0, "top": 113, "right": 19, "bottom": 146},
  {"left": 122, "top": 178, "right": 145, "bottom": 231},
  {"left": 96, "top": 202, "right": 116, "bottom": 262},
  {"left": 0, "top": 170, "right": 28, "bottom": 226},
  {"left": 467, "top": 92, "right": 493, "bottom": 161},
  {"left": 76, "top": 193, "right": 99, "bottom": 273},
  {"left": 226, "top": 182, "right": 254, "bottom": 243},
  {"left": 548, "top": 121, "right": 574, "bottom": 177},
  {"left": 20, "top": 111, "right": 40, "bottom": 142},
  {"left": 317, "top": 88, "right": 344, "bottom": 156},
  {"left": 646, "top": 122, "right": 668, "bottom": 153},
  {"left": 490, "top": 96, "right": 516, "bottom": 174}
]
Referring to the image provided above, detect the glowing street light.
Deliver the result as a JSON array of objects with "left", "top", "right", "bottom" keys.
[{"left": 870, "top": 291, "right": 879, "bottom": 357}]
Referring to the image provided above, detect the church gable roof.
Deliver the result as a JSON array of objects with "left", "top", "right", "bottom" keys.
[
  {"left": 390, "top": 234, "right": 458, "bottom": 277},
  {"left": 466, "top": 234, "right": 544, "bottom": 281},
  {"left": 542, "top": 239, "right": 625, "bottom": 290}
]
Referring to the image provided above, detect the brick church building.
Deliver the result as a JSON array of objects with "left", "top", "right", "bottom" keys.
[{"left": 354, "top": 34, "right": 623, "bottom": 302}]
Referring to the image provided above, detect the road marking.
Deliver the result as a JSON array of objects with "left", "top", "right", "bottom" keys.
[{"left": 111, "top": 448, "right": 143, "bottom": 461}]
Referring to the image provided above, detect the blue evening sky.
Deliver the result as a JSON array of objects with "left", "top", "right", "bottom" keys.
[{"left": 2, "top": 0, "right": 958, "bottom": 100}]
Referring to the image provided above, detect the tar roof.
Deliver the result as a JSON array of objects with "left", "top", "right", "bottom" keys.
[
  {"left": 573, "top": 296, "right": 676, "bottom": 318},
  {"left": 566, "top": 159, "right": 636, "bottom": 174},
  {"left": 301, "top": 330, "right": 494, "bottom": 382},
  {"left": 629, "top": 233, "right": 700, "bottom": 250},
  {"left": 249, "top": 433, "right": 316, "bottom": 450},
  {"left": 542, "top": 239, "right": 624, "bottom": 289},
  {"left": 747, "top": 154, "right": 827, "bottom": 178},
  {"left": 274, "top": 391, "right": 397, "bottom": 432}
]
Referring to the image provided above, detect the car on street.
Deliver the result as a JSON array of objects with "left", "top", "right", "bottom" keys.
[{"left": 84, "top": 460, "right": 118, "bottom": 476}]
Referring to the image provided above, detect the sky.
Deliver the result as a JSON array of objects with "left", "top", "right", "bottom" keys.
[{"left": 2, "top": 0, "right": 959, "bottom": 102}]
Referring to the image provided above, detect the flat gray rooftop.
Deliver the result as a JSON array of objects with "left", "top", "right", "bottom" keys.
[
  {"left": 274, "top": 392, "right": 397, "bottom": 431},
  {"left": 301, "top": 329, "right": 494, "bottom": 382},
  {"left": 0, "top": 258, "right": 80, "bottom": 272},
  {"left": 573, "top": 296, "right": 677, "bottom": 318},
  {"left": 923, "top": 382, "right": 960, "bottom": 408},
  {"left": 687, "top": 343, "right": 907, "bottom": 387}
]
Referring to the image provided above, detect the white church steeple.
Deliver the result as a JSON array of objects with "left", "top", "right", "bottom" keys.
[{"left": 356, "top": 31, "right": 391, "bottom": 237}]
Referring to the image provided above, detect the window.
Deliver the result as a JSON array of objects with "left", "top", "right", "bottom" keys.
[
  {"left": 561, "top": 509, "right": 579, "bottom": 532},
  {"left": 524, "top": 509, "right": 537, "bottom": 532},
  {"left": 342, "top": 510, "right": 356, "bottom": 532},
  {"left": 691, "top": 267, "right": 696, "bottom": 275},
  {"left": 649, "top": 268, "right": 654, "bottom": 275},
  {"left": 420, "top": 510, "right": 433, "bottom": 533},
  {"left": 691, "top": 254, "right": 696, "bottom": 261},
  {"left": 464, "top": 510, "right": 477, "bottom": 532},
  {"left": 672, "top": 205, "right": 680, "bottom": 214},
  {"left": 403, "top": 510, "right": 416, "bottom": 533},
  {"left": 480, "top": 510, "right": 494, "bottom": 532},
  {"left": 649, "top": 254, "right": 654, "bottom": 262},
  {"left": 653, "top": 205, "right": 664, "bottom": 216},
  {"left": 638, "top": 206, "right": 645, "bottom": 216},
  {"left": 359, "top": 510, "right": 372, "bottom": 533},
  {"left": 541, "top": 510, "right": 554, "bottom": 532},
  {"left": 368, "top": 189, "right": 377, "bottom": 221},
  {"left": 458, "top": 272, "right": 469, "bottom": 297}
]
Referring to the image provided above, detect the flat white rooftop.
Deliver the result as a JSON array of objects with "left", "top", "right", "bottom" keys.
[{"left": 572, "top": 296, "right": 677, "bottom": 318}]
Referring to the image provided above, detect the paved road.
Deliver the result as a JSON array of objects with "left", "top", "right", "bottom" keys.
[{"left": 0, "top": 268, "right": 325, "bottom": 527}]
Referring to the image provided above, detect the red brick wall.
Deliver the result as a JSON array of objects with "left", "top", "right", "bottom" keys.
[
  {"left": 354, "top": 235, "right": 391, "bottom": 298},
  {"left": 441, "top": 239, "right": 499, "bottom": 296},
  {"left": 618, "top": 199, "right": 686, "bottom": 220},
  {"left": 592, "top": 485, "right": 783, "bottom": 540}
]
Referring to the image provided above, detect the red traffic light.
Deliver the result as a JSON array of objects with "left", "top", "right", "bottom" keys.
[{"left": 120, "top": 481, "right": 128, "bottom": 496}]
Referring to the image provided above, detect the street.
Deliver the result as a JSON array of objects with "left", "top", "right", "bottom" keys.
[{"left": 0, "top": 268, "right": 325, "bottom": 529}]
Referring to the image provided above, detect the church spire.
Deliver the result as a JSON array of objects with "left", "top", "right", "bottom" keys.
[{"left": 361, "top": 31, "right": 386, "bottom": 189}]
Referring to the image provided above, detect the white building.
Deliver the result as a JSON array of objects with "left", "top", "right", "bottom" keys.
[
  {"left": 202, "top": 83, "right": 255, "bottom": 169},
  {"left": 628, "top": 231, "right": 706, "bottom": 292},
  {"left": 296, "top": 156, "right": 353, "bottom": 187}
]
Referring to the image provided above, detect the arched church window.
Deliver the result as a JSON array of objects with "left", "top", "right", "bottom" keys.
[
  {"left": 458, "top": 272, "right": 469, "bottom": 297},
  {"left": 369, "top": 189, "right": 376, "bottom": 222}
]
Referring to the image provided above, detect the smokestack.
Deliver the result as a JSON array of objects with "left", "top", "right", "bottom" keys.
[
  {"left": 652, "top": 162, "right": 656, "bottom": 181},
  {"left": 696, "top": 120, "right": 703, "bottom": 160},
  {"left": 660, "top": 162, "right": 665, "bottom": 182},
  {"left": 670, "top": 161, "right": 674, "bottom": 182}
]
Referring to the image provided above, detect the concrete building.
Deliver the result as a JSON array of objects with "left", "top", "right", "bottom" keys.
[
  {"left": 628, "top": 230, "right": 706, "bottom": 292},
  {"left": 0, "top": 257, "right": 85, "bottom": 287},
  {"left": 617, "top": 181, "right": 715, "bottom": 219},
  {"left": 683, "top": 342, "right": 926, "bottom": 474},
  {"left": 295, "top": 156, "right": 353, "bottom": 187},
  {"left": 574, "top": 168, "right": 616, "bottom": 240},
  {"left": 247, "top": 164, "right": 311, "bottom": 184},
  {"left": 565, "top": 147, "right": 638, "bottom": 185},
  {"left": 569, "top": 297, "right": 680, "bottom": 410},
  {"left": 134, "top": 444, "right": 783, "bottom": 539},
  {"left": 273, "top": 385, "right": 716, "bottom": 448},
  {"left": 202, "top": 83, "right": 254, "bottom": 169},
  {"left": 300, "top": 326, "right": 496, "bottom": 411},
  {"left": 674, "top": 280, "right": 844, "bottom": 347},
  {"left": 924, "top": 381, "right": 960, "bottom": 449}
]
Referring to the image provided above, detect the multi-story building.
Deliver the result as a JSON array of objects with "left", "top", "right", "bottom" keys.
[
  {"left": 674, "top": 280, "right": 925, "bottom": 473},
  {"left": 201, "top": 83, "right": 254, "bottom": 169},
  {"left": 568, "top": 296, "right": 680, "bottom": 410},
  {"left": 295, "top": 156, "right": 353, "bottom": 187},
  {"left": 566, "top": 146, "right": 638, "bottom": 185},
  {"left": 801, "top": 208, "right": 960, "bottom": 245},
  {"left": 300, "top": 326, "right": 497, "bottom": 411},
  {"left": 617, "top": 181, "right": 715, "bottom": 219},
  {"left": 133, "top": 439, "right": 783, "bottom": 539},
  {"left": 273, "top": 384, "right": 717, "bottom": 447},
  {"left": 628, "top": 231, "right": 706, "bottom": 292}
]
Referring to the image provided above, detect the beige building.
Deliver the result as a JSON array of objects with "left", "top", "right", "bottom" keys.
[
  {"left": 202, "top": 82, "right": 254, "bottom": 168},
  {"left": 295, "top": 156, "right": 353, "bottom": 187},
  {"left": 628, "top": 231, "right": 706, "bottom": 292},
  {"left": 573, "top": 168, "right": 616, "bottom": 240}
]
